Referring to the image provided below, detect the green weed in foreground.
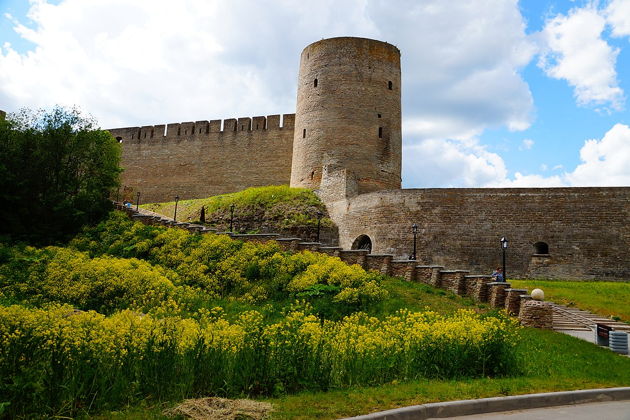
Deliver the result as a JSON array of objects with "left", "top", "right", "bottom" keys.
[
  {"left": 95, "top": 327, "right": 630, "bottom": 420},
  {"left": 265, "top": 327, "right": 630, "bottom": 419},
  {"left": 0, "top": 305, "right": 519, "bottom": 418},
  {"left": 510, "top": 279, "right": 630, "bottom": 322}
]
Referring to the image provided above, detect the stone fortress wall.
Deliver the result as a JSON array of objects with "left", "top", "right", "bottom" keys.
[
  {"left": 46, "top": 36, "right": 630, "bottom": 281},
  {"left": 330, "top": 187, "right": 630, "bottom": 280},
  {"left": 108, "top": 114, "right": 295, "bottom": 203}
]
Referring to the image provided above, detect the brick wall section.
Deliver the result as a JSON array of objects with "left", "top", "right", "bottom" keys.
[
  {"left": 108, "top": 114, "right": 295, "bottom": 203},
  {"left": 318, "top": 246, "right": 342, "bottom": 257},
  {"left": 338, "top": 250, "right": 368, "bottom": 268},
  {"left": 390, "top": 260, "right": 417, "bottom": 281},
  {"left": 331, "top": 187, "right": 630, "bottom": 281},
  {"left": 465, "top": 275, "right": 492, "bottom": 302},
  {"left": 440, "top": 270, "right": 469, "bottom": 295},
  {"left": 365, "top": 254, "right": 393, "bottom": 275},
  {"left": 488, "top": 282, "right": 510, "bottom": 308},
  {"left": 505, "top": 288, "right": 528, "bottom": 315},
  {"left": 415, "top": 266, "right": 435, "bottom": 285}
]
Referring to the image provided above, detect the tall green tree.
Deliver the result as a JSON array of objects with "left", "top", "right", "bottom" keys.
[{"left": 0, "top": 106, "right": 121, "bottom": 243}]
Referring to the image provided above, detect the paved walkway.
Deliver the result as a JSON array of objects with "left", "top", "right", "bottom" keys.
[{"left": 446, "top": 400, "right": 630, "bottom": 419}]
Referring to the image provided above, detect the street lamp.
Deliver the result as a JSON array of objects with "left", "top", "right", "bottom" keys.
[
  {"left": 229, "top": 203, "right": 235, "bottom": 232},
  {"left": 500, "top": 236, "right": 508, "bottom": 282},
  {"left": 174, "top": 195, "right": 180, "bottom": 222},
  {"left": 410, "top": 223, "right": 418, "bottom": 261},
  {"left": 135, "top": 191, "right": 141, "bottom": 211},
  {"left": 316, "top": 211, "right": 323, "bottom": 243}
]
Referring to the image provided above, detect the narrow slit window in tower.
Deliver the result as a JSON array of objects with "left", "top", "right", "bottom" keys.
[
  {"left": 151, "top": 129, "right": 154, "bottom": 138},
  {"left": 144, "top": 132, "right": 147, "bottom": 138},
  {"left": 378, "top": 113, "right": 382, "bottom": 118},
  {"left": 177, "top": 127, "right": 181, "bottom": 136},
  {"left": 303, "top": 128, "right": 306, "bottom": 138},
  {"left": 378, "top": 127, "right": 383, "bottom": 138},
  {"left": 314, "top": 78, "right": 318, "bottom": 87},
  {"left": 388, "top": 81, "right": 393, "bottom": 90}
]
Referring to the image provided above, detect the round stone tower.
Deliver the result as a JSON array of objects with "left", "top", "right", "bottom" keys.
[{"left": 290, "top": 37, "right": 402, "bottom": 196}]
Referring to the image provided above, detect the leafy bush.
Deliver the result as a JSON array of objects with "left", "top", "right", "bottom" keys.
[
  {"left": 69, "top": 211, "right": 387, "bottom": 309},
  {"left": 2, "top": 211, "right": 387, "bottom": 315},
  {"left": 0, "top": 106, "right": 120, "bottom": 243}
]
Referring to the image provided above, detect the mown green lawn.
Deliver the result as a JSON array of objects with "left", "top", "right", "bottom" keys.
[{"left": 510, "top": 279, "right": 630, "bottom": 322}]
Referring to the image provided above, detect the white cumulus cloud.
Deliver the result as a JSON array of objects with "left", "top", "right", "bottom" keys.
[
  {"left": 605, "top": 0, "right": 630, "bottom": 38},
  {"left": 566, "top": 123, "right": 630, "bottom": 186},
  {"left": 537, "top": 5, "right": 624, "bottom": 111},
  {"left": 491, "top": 124, "right": 630, "bottom": 187}
]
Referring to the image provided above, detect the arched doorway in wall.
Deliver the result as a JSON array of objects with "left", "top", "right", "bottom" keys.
[
  {"left": 533, "top": 241, "right": 549, "bottom": 255},
  {"left": 351, "top": 234, "right": 372, "bottom": 253}
]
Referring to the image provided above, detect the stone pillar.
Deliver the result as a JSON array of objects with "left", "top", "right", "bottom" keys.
[
  {"left": 488, "top": 282, "right": 510, "bottom": 308},
  {"left": 505, "top": 288, "right": 528, "bottom": 316},
  {"left": 518, "top": 300, "right": 553, "bottom": 329},
  {"left": 464, "top": 275, "right": 493, "bottom": 302}
]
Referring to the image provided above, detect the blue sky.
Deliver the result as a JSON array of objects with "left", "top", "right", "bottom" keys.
[{"left": 1, "top": 0, "right": 629, "bottom": 188}]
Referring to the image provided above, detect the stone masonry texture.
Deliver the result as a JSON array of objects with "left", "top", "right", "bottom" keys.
[
  {"left": 331, "top": 188, "right": 630, "bottom": 281},
  {"left": 108, "top": 115, "right": 294, "bottom": 203},
  {"left": 290, "top": 37, "right": 402, "bottom": 194},
  {"left": 99, "top": 36, "right": 630, "bottom": 281}
]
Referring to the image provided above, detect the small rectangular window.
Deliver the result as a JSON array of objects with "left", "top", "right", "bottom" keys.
[
  {"left": 377, "top": 113, "right": 381, "bottom": 118},
  {"left": 388, "top": 81, "right": 393, "bottom": 90},
  {"left": 378, "top": 127, "right": 383, "bottom": 138},
  {"left": 314, "top": 78, "right": 318, "bottom": 87},
  {"left": 303, "top": 128, "right": 306, "bottom": 138}
]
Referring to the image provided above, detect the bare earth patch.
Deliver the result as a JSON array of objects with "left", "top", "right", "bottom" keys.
[{"left": 163, "top": 397, "right": 273, "bottom": 420}]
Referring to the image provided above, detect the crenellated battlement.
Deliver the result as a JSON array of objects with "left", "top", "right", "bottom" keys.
[{"left": 108, "top": 113, "right": 295, "bottom": 144}]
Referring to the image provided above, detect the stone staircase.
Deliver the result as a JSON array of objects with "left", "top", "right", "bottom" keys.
[
  {"left": 115, "top": 203, "right": 544, "bottom": 317},
  {"left": 551, "top": 303, "right": 630, "bottom": 333}
]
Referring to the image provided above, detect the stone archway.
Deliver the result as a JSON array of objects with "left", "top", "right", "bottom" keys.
[{"left": 351, "top": 234, "right": 372, "bottom": 253}]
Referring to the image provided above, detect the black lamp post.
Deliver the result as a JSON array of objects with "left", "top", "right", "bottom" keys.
[
  {"left": 500, "top": 236, "right": 508, "bottom": 282},
  {"left": 411, "top": 223, "right": 418, "bottom": 261},
  {"left": 174, "top": 195, "right": 180, "bottom": 222},
  {"left": 135, "top": 191, "right": 140, "bottom": 211},
  {"left": 229, "top": 203, "right": 235, "bottom": 232},
  {"left": 316, "top": 211, "right": 323, "bottom": 243}
]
